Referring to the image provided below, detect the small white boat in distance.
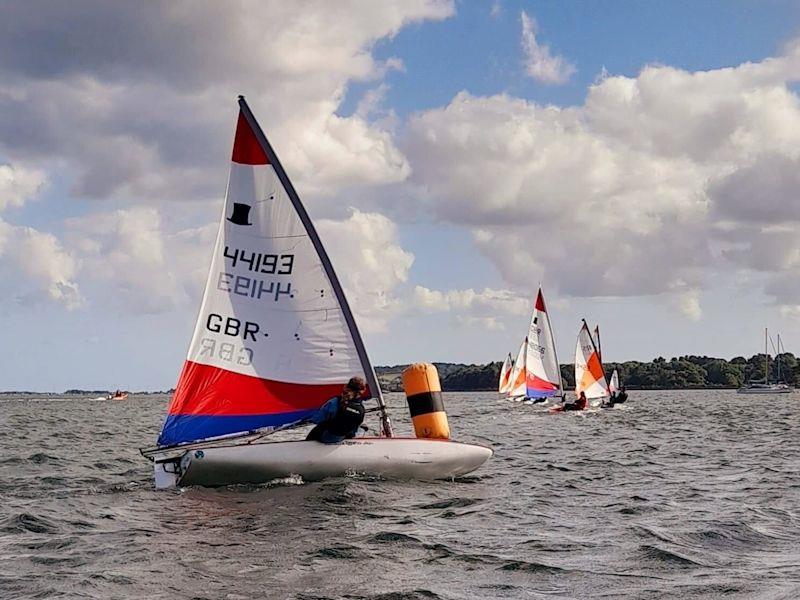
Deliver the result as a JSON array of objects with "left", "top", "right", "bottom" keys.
[
  {"left": 738, "top": 328, "right": 793, "bottom": 395},
  {"left": 737, "top": 383, "right": 792, "bottom": 394},
  {"left": 142, "top": 97, "right": 491, "bottom": 488}
]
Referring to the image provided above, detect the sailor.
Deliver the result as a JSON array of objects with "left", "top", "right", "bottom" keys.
[
  {"left": 562, "top": 391, "right": 588, "bottom": 412},
  {"left": 306, "top": 377, "right": 367, "bottom": 444},
  {"left": 614, "top": 386, "right": 628, "bottom": 404}
]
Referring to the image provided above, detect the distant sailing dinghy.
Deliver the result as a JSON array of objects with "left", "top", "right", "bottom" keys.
[
  {"left": 608, "top": 369, "right": 620, "bottom": 396},
  {"left": 141, "top": 97, "right": 491, "bottom": 488},
  {"left": 498, "top": 353, "right": 514, "bottom": 396},
  {"left": 524, "top": 287, "right": 564, "bottom": 403},
  {"left": 573, "top": 320, "right": 610, "bottom": 406}
]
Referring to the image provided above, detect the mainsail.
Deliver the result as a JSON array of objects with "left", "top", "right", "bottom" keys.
[
  {"left": 574, "top": 320, "right": 610, "bottom": 400},
  {"left": 525, "top": 288, "right": 562, "bottom": 398},
  {"left": 498, "top": 353, "right": 514, "bottom": 394},
  {"left": 507, "top": 338, "right": 527, "bottom": 398},
  {"left": 157, "top": 97, "right": 390, "bottom": 448},
  {"left": 609, "top": 369, "right": 620, "bottom": 395}
]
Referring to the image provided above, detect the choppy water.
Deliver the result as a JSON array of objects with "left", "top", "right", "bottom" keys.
[{"left": 1, "top": 391, "right": 799, "bottom": 599}]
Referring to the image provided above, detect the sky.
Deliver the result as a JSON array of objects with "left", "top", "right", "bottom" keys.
[{"left": 2, "top": 0, "right": 800, "bottom": 390}]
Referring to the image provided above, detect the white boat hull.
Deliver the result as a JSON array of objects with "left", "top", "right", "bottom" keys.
[
  {"left": 154, "top": 438, "right": 492, "bottom": 489},
  {"left": 737, "top": 386, "right": 793, "bottom": 394}
]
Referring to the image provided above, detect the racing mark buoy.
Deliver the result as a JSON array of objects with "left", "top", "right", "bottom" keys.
[{"left": 401, "top": 363, "right": 450, "bottom": 439}]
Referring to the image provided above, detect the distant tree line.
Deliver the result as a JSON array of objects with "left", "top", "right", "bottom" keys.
[{"left": 376, "top": 353, "right": 799, "bottom": 392}]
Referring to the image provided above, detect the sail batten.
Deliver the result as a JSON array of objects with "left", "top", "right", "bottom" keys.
[{"left": 157, "top": 98, "right": 389, "bottom": 448}]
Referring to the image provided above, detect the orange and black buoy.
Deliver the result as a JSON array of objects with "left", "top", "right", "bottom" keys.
[{"left": 401, "top": 363, "right": 450, "bottom": 439}]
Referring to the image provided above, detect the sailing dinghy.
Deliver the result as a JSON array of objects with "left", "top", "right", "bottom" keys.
[
  {"left": 524, "top": 287, "right": 564, "bottom": 403},
  {"left": 498, "top": 353, "right": 514, "bottom": 396},
  {"left": 141, "top": 97, "right": 491, "bottom": 488},
  {"left": 608, "top": 369, "right": 620, "bottom": 396},
  {"left": 573, "top": 319, "right": 610, "bottom": 406}
]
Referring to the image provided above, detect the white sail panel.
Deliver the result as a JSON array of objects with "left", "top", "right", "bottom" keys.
[
  {"left": 185, "top": 160, "right": 363, "bottom": 383},
  {"left": 609, "top": 369, "right": 620, "bottom": 395}
]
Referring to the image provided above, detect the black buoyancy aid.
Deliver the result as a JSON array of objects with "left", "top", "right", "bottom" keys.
[{"left": 327, "top": 397, "right": 365, "bottom": 436}]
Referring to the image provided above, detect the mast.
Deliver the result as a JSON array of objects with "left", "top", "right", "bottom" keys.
[
  {"left": 237, "top": 96, "right": 392, "bottom": 437},
  {"left": 542, "top": 286, "right": 564, "bottom": 397},
  {"left": 594, "top": 325, "right": 602, "bottom": 364},
  {"left": 765, "top": 327, "right": 769, "bottom": 385}
]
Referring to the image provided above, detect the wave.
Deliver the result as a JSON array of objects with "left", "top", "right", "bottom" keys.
[
  {"left": 637, "top": 544, "right": 709, "bottom": 567},
  {"left": 1, "top": 512, "right": 60, "bottom": 534}
]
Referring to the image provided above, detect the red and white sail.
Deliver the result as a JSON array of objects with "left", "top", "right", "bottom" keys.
[
  {"left": 525, "top": 288, "right": 562, "bottom": 398},
  {"left": 507, "top": 338, "right": 528, "bottom": 398},
  {"left": 498, "top": 353, "right": 514, "bottom": 394},
  {"left": 158, "top": 98, "right": 387, "bottom": 447},
  {"left": 574, "top": 320, "right": 610, "bottom": 400}
]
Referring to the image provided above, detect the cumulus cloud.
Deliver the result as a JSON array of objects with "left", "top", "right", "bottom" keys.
[
  {"left": 520, "top": 11, "right": 575, "bottom": 85},
  {"left": 413, "top": 285, "right": 528, "bottom": 315},
  {"left": 0, "top": 222, "right": 82, "bottom": 309},
  {"left": 317, "top": 210, "right": 414, "bottom": 333},
  {"left": 65, "top": 207, "right": 215, "bottom": 314},
  {"left": 672, "top": 290, "right": 703, "bottom": 322},
  {"left": 410, "top": 285, "right": 529, "bottom": 330},
  {"left": 406, "top": 92, "right": 710, "bottom": 300},
  {"left": 0, "top": 164, "right": 47, "bottom": 211},
  {"left": 0, "top": 1, "right": 453, "bottom": 202},
  {"left": 0, "top": 163, "right": 81, "bottom": 309},
  {"left": 405, "top": 41, "right": 800, "bottom": 318}
]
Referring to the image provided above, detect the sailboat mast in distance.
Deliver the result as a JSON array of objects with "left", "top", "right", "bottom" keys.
[{"left": 765, "top": 327, "right": 769, "bottom": 385}]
